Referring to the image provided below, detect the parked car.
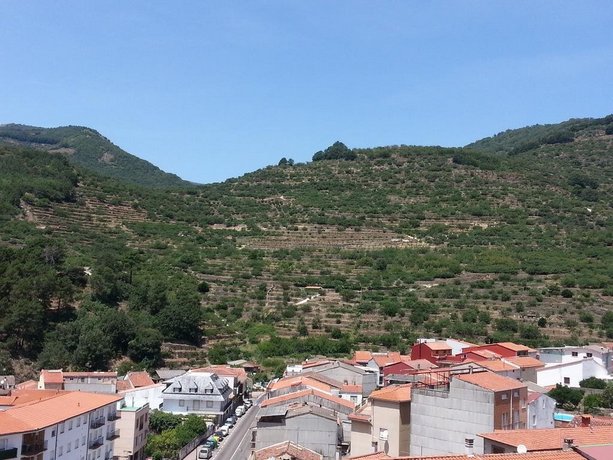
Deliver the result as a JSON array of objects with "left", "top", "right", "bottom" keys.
[
  {"left": 214, "top": 430, "right": 225, "bottom": 440},
  {"left": 244, "top": 399, "right": 253, "bottom": 409},
  {"left": 219, "top": 425, "right": 230, "bottom": 436},
  {"left": 204, "top": 437, "right": 218, "bottom": 449},
  {"left": 235, "top": 405, "right": 245, "bottom": 417},
  {"left": 198, "top": 446, "right": 213, "bottom": 459},
  {"left": 225, "top": 416, "right": 236, "bottom": 426}
]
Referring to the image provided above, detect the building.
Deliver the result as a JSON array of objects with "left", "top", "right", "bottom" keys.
[
  {"left": 38, "top": 370, "right": 118, "bottom": 393},
  {"left": 410, "top": 370, "right": 528, "bottom": 456},
  {"left": 290, "top": 360, "right": 378, "bottom": 397},
  {"left": 526, "top": 391, "right": 556, "bottom": 429},
  {"left": 268, "top": 373, "right": 363, "bottom": 405},
  {"left": 411, "top": 341, "right": 453, "bottom": 364},
  {"left": 472, "top": 356, "right": 545, "bottom": 383},
  {"left": 0, "top": 389, "right": 122, "bottom": 460},
  {"left": 113, "top": 403, "right": 149, "bottom": 460},
  {"left": 462, "top": 342, "right": 532, "bottom": 359},
  {"left": 119, "top": 383, "right": 164, "bottom": 411},
  {"left": 538, "top": 345, "right": 613, "bottom": 372},
  {"left": 347, "top": 450, "right": 586, "bottom": 460},
  {"left": 536, "top": 358, "right": 611, "bottom": 387},
  {"left": 249, "top": 440, "right": 323, "bottom": 460},
  {"left": 255, "top": 404, "right": 342, "bottom": 460},
  {"left": 161, "top": 371, "right": 232, "bottom": 422},
  {"left": 349, "top": 384, "right": 411, "bottom": 458}
]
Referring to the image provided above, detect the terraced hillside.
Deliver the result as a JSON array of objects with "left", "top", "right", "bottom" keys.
[{"left": 0, "top": 115, "right": 611, "bottom": 375}]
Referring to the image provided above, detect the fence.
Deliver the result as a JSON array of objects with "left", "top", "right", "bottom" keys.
[{"left": 176, "top": 425, "right": 215, "bottom": 460}]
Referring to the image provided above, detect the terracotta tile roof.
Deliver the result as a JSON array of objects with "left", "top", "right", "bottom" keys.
[
  {"left": 497, "top": 342, "right": 530, "bottom": 352},
  {"left": 369, "top": 384, "right": 411, "bottom": 402},
  {"left": 190, "top": 365, "right": 247, "bottom": 381},
  {"left": 476, "top": 360, "right": 520, "bottom": 372},
  {"left": 527, "top": 391, "right": 543, "bottom": 404},
  {"left": 261, "top": 388, "right": 356, "bottom": 410},
  {"left": 504, "top": 356, "right": 545, "bottom": 368},
  {"left": 0, "top": 390, "right": 122, "bottom": 435},
  {"left": 116, "top": 380, "right": 132, "bottom": 392},
  {"left": 302, "top": 359, "right": 331, "bottom": 369},
  {"left": 341, "top": 384, "right": 362, "bottom": 393},
  {"left": 575, "top": 444, "right": 613, "bottom": 460},
  {"left": 355, "top": 351, "right": 373, "bottom": 363},
  {"left": 426, "top": 341, "right": 453, "bottom": 351},
  {"left": 41, "top": 369, "right": 64, "bottom": 384},
  {"left": 349, "top": 451, "right": 585, "bottom": 459},
  {"left": 479, "top": 425, "right": 613, "bottom": 450},
  {"left": 456, "top": 371, "right": 526, "bottom": 392},
  {"left": 374, "top": 354, "right": 402, "bottom": 367},
  {"left": 254, "top": 440, "right": 323, "bottom": 460},
  {"left": 14, "top": 380, "right": 37, "bottom": 390},
  {"left": 126, "top": 371, "right": 155, "bottom": 388},
  {"left": 269, "top": 375, "right": 334, "bottom": 393},
  {"left": 468, "top": 350, "right": 502, "bottom": 360}
]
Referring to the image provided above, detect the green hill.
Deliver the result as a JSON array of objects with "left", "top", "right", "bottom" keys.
[
  {"left": 0, "top": 124, "right": 193, "bottom": 188},
  {"left": 0, "top": 115, "right": 611, "bottom": 379}
]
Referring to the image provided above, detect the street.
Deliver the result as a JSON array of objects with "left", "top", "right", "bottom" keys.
[{"left": 184, "top": 402, "right": 260, "bottom": 460}]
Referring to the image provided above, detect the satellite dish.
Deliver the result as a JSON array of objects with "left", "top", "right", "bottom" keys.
[{"left": 517, "top": 444, "right": 527, "bottom": 454}]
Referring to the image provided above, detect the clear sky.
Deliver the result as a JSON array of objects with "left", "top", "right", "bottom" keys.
[{"left": 1, "top": 1, "right": 612, "bottom": 184}]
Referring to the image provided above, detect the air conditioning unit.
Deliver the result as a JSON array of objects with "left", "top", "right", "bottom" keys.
[{"left": 379, "top": 429, "right": 389, "bottom": 441}]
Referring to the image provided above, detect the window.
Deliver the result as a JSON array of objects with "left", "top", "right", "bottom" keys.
[
  {"left": 532, "top": 414, "right": 537, "bottom": 426},
  {"left": 52, "top": 429, "right": 56, "bottom": 437},
  {"left": 77, "top": 418, "right": 80, "bottom": 427},
  {"left": 0, "top": 440, "right": 7, "bottom": 450},
  {"left": 179, "top": 400, "right": 185, "bottom": 407},
  {"left": 59, "top": 447, "right": 63, "bottom": 457},
  {"left": 350, "top": 395, "right": 358, "bottom": 403},
  {"left": 513, "top": 391, "right": 519, "bottom": 398},
  {"left": 587, "top": 353, "right": 593, "bottom": 357},
  {"left": 206, "top": 401, "right": 213, "bottom": 408},
  {"left": 82, "top": 436, "right": 86, "bottom": 446},
  {"left": 571, "top": 352, "right": 578, "bottom": 357},
  {"left": 371, "top": 441, "right": 378, "bottom": 452},
  {"left": 67, "top": 442, "right": 71, "bottom": 452},
  {"left": 564, "top": 377, "right": 570, "bottom": 385},
  {"left": 60, "top": 423, "right": 65, "bottom": 434},
  {"left": 501, "top": 393, "right": 508, "bottom": 400},
  {"left": 69, "top": 420, "right": 73, "bottom": 430}
]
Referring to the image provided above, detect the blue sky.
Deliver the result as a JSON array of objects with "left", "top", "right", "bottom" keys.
[{"left": 1, "top": 1, "right": 612, "bottom": 184}]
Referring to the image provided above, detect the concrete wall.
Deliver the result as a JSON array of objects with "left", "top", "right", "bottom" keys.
[
  {"left": 315, "top": 367, "right": 377, "bottom": 397},
  {"left": 370, "top": 400, "right": 410, "bottom": 457},
  {"left": 114, "top": 404, "right": 149, "bottom": 460},
  {"left": 527, "top": 394, "right": 555, "bottom": 429},
  {"left": 350, "top": 419, "right": 374, "bottom": 457},
  {"left": 121, "top": 384, "right": 164, "bottom": 411},
  {"left": 256, "top": 412, "right": 339, "bottom": 460},
  {"left": 410, "top": 380, "right": 494, "bottom": 456}
]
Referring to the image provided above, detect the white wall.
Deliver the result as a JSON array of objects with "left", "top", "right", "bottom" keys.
[
  {"left": 537, "top": 358, "right": 611, "bottom": 388},
  {"left": 120, "top": 384, "right": 164, "bottom": 410},
  {"left": 527, "top": 394, "right": 555, "bottom": 429}
]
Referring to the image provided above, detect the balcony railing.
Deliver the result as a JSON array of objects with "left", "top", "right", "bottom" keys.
[
  {"left": 501, "top": 422, "right": 526, "bottom": 430},
  {"left": 107, "top": 412, "right": 121, "bottom": 421},
  {"left": 90, "top": 417, "right": 105, "bottom": 429},
  {"left": 0, "top": 448, "right": 17, "bottom": 460},
  {"left": 89, "top": 437, "right": 104, "bottom": 450},
  {"left": 106, "top": 430, "right": 120, "bottom": 440},
  {"left": 20, "top": 442, "right": 46, "bottom": 456}
]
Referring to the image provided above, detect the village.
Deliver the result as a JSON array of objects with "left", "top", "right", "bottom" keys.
[{"left": 1, "top": 338, "right": 613, "bottom": 460}]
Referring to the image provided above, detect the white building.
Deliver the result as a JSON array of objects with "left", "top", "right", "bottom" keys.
[
  {"left": 161, "top": 371, "right": 233, "bottom": 422},
  {"left": 536, "top": 358, "right": 612, "bottom": 388},
  {"left": 526, "top": 391, "right": 556, "bottom": 429},
  {"left": 538, "top": 345, "right": 613, "bottom": 372},
  {"left": 0, "top": 389, "right": 122, "bottom": 460}
]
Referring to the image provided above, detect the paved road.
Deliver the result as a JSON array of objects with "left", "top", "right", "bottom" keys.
[{"left": 184, "top": 402, "right": 260, "bottom": 460}]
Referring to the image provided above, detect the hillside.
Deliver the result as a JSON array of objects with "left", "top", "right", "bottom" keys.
[
  {"left": 0, "top": 124, "right": 192, "bottom": 188},
  {"left": 0, "top": 115, "right": 611, "bottom": 378}
]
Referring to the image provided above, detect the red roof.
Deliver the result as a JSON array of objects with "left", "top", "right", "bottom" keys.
[
  {"left": 41, "top": 370, "right": 63, "bottom": 384},
  {"left": 479, "top": 425, "right": 613, "bottom": 450},
  {"left": 426, "top": 341, "right": 452, "bottom": 351},
  {"left": 456, "top": 371, "right": 526, "bottom": 392},
  {"left": 497, "top": 342, "right": 531, "bottom": 352},
  {"left": 126, "top": 371, "right": 155, "bottom": 388},
  {"left": 261, "top": 388, "right": 356, "bottom": 410},
  {"left": 369, "top": 384, "right": 411, "bottom": 403},
  {"left": 254, "top": 440, "right": 323, "bottom": 460},
  {"left": 504, "top": 356, "right": 545, "bottom": 368},
  {"left": 348, "top": 451, "right": 585, "bottom": 459},
  {"left": 354, "top": 351, "right": 373, "bottom": 363}
]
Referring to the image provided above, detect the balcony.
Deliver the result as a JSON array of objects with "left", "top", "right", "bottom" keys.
[
  {"left": 90, "top": 416, "right": 106, "bottom": 429},
  {"left": 89, "top": 437, "right": 104, "bottom": 450},
  {"left": 106, "top": 430, "right": 120, "bottom": 440},
  {"left": 0, "top": 448, "right": 17, "bottom": 460},
  {"left": 20, "top": 442, "right": 46, "bottom": 456},
  {"left": 107, "top": 412, "right": 121, "bottom": 421}
]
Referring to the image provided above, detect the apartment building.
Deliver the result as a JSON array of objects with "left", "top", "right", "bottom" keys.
[
  {"left": 38, "top": 370, "right": 117, "bottom": 394},
  {"left": 409, "top": 370, "right": 527, "bottom": 456},
  {"left": 113, "top": 403, "right": 149, "bottom": 460},
  {"left": 349, "top": 384, "right": 411, "bottom": 457},
  {"left": 0, "top": 390, "right": 122, "bottom": 460}
]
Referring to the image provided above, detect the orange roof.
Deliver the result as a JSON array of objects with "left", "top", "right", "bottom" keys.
[
  {"left": 341, "top": 384, "right": 362, "bottom": 393},
  {"left": 349, "top": 451, "right": 585, "bottom": 459},
  {"left": 476, "top": 360, "right": 519, "bottom": 372},
  {"left": 41, "top": 369, "right": 64, "bottom": 384},
  {"left": 302, "top": 359, "right": 331, "bottom": 369},
  {"left": 190, "top": 365, "right": 247, "bottom": 381},
  {"left": 456, "top": 371, "right": 525, "bottom": 392},
  {"left": 116, "top": 380, "right": 132, "bottom": 392},
  {"left": 261, "top": 388, "right": 356, "bottom": 410},
  {"left": 504, "top": 356, "right": 545, "bottom": 369},
  {"left": 426, "top": 341, "right": 452, "bottom": 351},
  {"left": 126, "top": 371, "right": 155, "bottom": 388},
  {"left": 497, "top": 342, "right": 530, "bottom": 352},
  {"left": 269, "top": 375, "right": 334, "bottom": 393},
  {"left": 354, "top": 351, "right": 373, "bottom": 363},
  {"left": 0, "top": 390, "right": 122, "bottom": 435},
  {"left": 254, "top": 440, "right": 323, "bottom": 460},
  {"left": 467, "top": 350, "right": 502, "bottom": 360},
  {"left": 479, "top": 425, "right": 613, "bottom": 450},
  {"left": 369, "top": 384, "right": 411, "bottom": 403},
  {"left": 14, "top": 380, "right": 37, "bottom": 390},
  {"left": 405, "top": 359, "right": 438, "bottom": 370}
]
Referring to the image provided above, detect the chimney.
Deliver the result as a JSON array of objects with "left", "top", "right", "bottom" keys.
[
  {"left": 465, "top": 438, "right": 474, "bottom": 457},
  {"left": 563, "top": 438, "right": 574, "bottom": 451}
]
